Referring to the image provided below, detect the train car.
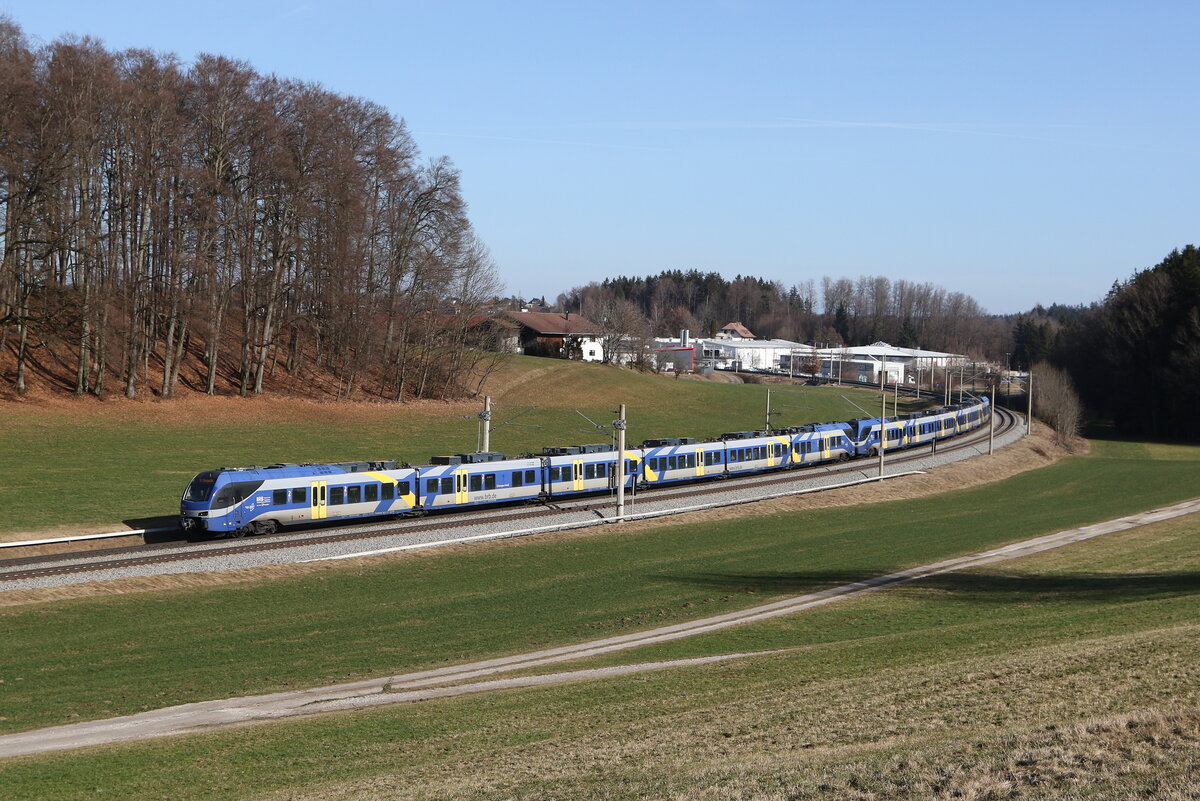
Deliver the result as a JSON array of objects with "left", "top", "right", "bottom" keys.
[
  {"left": 416, "top": 452, "right": 543, "bottom": 511},
  {"left": 639, "top": 437, "right": 714, "bottom": 485},
  {"left": 716, "top": 431, "right": 793, "bottom": 477},
  {"left": 541, "top": 444, "right": 633, "bottom": 499},
  {"left": 784, "top": 422, "right": 856, "bottom": 465},
  {"left": 180, "top": 461, "right": 419, "bottom": 537}
]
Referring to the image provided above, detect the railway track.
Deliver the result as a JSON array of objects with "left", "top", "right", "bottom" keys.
[{"left": 0, "top": 408, "right": 1020, "bottom": 587}]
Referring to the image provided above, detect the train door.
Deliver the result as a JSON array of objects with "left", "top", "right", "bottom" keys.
[
  {"left": 821, "top": 435, "right": 831, "bottom": 461},
  {"left": 573, "top": 459, "right": 584, "bottom": 491},
  {"left": 310, "top": 481, "right": 327, "bottom": 520},
  {"left": 455, "top": 470, "right": 469, "bottom": 505}
]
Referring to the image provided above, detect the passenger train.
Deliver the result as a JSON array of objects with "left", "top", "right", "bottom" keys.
[{"left": 180, "top": 396, "right": 991, "bottom": 538}]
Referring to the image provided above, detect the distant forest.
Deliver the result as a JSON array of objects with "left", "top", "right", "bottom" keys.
[
  {"left": 0, "top": 19, "right": 499, "bottom": 401},
  {"left": 562, "top": 252, "right": 1200, "bottom": 443},
  {"left": 559, "top": 271, "right": 1010, "bottom": 357},
  {"left": 1029, "top": 246, "right": 1200, "bottom": 442}
]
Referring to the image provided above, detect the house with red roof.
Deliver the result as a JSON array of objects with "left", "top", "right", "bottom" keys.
[{"left": 504, "top": 311, "right": 605, "bottom": 362}]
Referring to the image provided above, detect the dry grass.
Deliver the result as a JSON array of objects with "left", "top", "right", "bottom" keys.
[
  {"left": 0, "top": 392, "right": 472, "bottom": 427},
  {"left": 0, "top": 425, "right": 1067, "bottom": 608},
  {"left": 277, "top": 622, "right": 1200, "bottom": 801}
]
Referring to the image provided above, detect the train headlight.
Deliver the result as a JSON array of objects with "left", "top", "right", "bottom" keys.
[{"left": 198, "top": 512, "right": 208, "bottom": 517}]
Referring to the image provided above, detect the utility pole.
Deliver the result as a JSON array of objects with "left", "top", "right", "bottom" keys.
[
  {"left": 765, "top": 388, "right": 772, "bottom": 431},
  {"left": 988, "top": 379, "right": 996, "bottom": 455},
  {"left": 879, "top": 384, "right": 886, "bottom": 478},
  {"left": 614, "top": 403, "right": 627, "bottom": 520},
  {"left": 479, "top": 396, "right": 492, "bottom": 452},
  {"left": 1027, "top": 371, "right": 1034, "bottom": 435}
]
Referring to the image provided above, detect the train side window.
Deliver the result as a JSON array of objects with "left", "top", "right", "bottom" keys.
[
  {"left": 348, "top": 486, "right": 361, "bottom": 504},
  {"left": 598, "top": 463, "right": 607, "bottom": 477},
  {"left": 484, "top": 474, "right": 496, "bottom": 491},
  {"left": 585, "top": 464, "right": 595, "bottom": 480},
  {"left": 273, "top": 489, "right": 288, "bottom": 505},
  {"left": 330, "top": 487, "right": 345, "bottom": 505},
  {"left": 441, "top": 477, "right": 453, "bottom": 495},
  {"left": 365, "top": 484, "right": 378, "bottom": 502},
  {"left": 513, "top": 471, "right": 524, "bottom": 488},
  {"left": 383, "top": 483, "right": 395, "bottom": 500},
  {"left": 292, "top": 487, "right": 307, "bottom": 504},
  {"left": 427, "top": 479, "right": 438, "bottom": 494},
  {"left": 525, "top": 469, "right": 536, "bottom": 483},
  {"left": 469, "top": 475, "right": 482, "bottom": 492}
]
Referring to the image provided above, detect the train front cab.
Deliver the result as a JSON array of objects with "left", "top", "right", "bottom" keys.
[{"left": 181, "top": 462, "right": 420, "bottom": 537}]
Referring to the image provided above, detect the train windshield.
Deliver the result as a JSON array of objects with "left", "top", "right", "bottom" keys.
[{"left": 183, "top": 471, "right": 219, "bottom": 502}]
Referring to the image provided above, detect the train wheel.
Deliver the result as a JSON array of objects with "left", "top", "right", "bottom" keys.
[
  {"left": 228, "top": 526, "right": 248, "bottom": 539},
  {"left": 257, "top": 520, "right": 278, "bottom": 536}
]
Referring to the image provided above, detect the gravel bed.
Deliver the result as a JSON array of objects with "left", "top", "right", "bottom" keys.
[{"left": 2, "top": 417, "right": 1027, "bottom": 593}]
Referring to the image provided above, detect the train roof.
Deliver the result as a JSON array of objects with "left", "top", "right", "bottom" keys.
[{"left": 199, "top": 460, "right": 407, "bottom": 479}]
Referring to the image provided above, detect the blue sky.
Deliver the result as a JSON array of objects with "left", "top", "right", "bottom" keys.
[{"left": 5, "top": 1, "right": 1197, "bottom": 313}]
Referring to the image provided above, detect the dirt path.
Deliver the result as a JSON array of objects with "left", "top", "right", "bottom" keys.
[{"left": 3, "top": 495, "right": 1197, "bottom": 760}]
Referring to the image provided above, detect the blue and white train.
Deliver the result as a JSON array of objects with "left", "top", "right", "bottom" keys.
[{"left": 180, "top": 397, "right": 990, "bottom": 537}]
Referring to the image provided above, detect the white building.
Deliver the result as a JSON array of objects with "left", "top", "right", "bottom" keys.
[
  {"left": 653, "top": 330, "right": 810, "bottom": 373},
  {"left": 814, "top": 342, "right": 967, "bottom": 383}
]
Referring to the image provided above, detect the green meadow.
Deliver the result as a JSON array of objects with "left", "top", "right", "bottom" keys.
[
  {"left": 2, "top": 360, "right": 1198, "bottom": 798},
  {"left": 0, "top": 435, "right": 1197, "bottom": 799},
  {"left": 0, "top": 357, "right": 890, "bottom": 535}
]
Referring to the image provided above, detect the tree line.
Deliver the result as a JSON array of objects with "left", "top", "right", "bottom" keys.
[
  {"left": 0, "top": 19, "right": 500, "bottom": 400},
  {"left": 559, "top": 269, "right": 1009, "bottom": 358},
  {"left": 1046, "top": 246, "right": 1200, "bottom": 441}
]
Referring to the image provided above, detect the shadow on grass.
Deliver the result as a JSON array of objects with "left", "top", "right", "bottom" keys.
[
  {"left": 666, "top": 570, "right": 1200, "bottom": 602},
  {"left": 123, "top": 516, "right": 185, "bottom": 544}
]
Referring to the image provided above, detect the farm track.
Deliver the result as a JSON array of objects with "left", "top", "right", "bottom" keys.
[{"left": 0, "top": 409, "right": 1019, "bottom": 586}]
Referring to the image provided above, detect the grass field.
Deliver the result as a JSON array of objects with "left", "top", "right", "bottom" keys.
[
  {"left": 4, "top": 364, "right": 1199, "bottom": 799},
  {"left": 0, "top": 357, "right": 892, "bottom": 536},
  {"left": 1, "top": 437, "right": 1198, "bottom": 799}
]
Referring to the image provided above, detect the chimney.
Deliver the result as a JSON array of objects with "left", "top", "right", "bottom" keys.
[{"left": 680, "top": 329, "right": 690, "bottom": 347}]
